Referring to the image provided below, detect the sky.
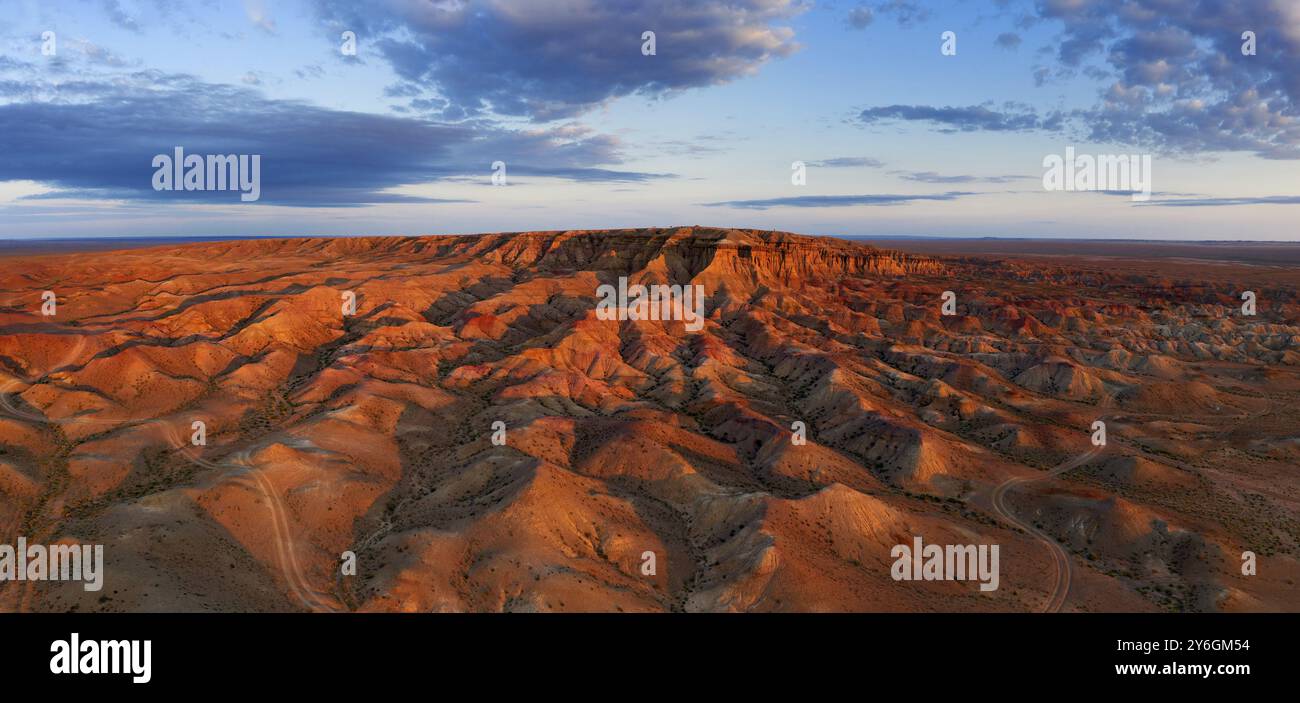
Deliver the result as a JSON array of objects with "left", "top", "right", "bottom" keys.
[{"left": 0, "top": 0, "right": 1297, "bottom": 240}]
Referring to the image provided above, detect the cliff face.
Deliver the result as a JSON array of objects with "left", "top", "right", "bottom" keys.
[
  {"left": 467, "top": 227, "right": 946, "bottom": 279},
  {"left": 164, "top": 226, "right": 945, "bottom": 286},
  {"left": 1, "top": 228, "right": 1297, "bottom": 614}
]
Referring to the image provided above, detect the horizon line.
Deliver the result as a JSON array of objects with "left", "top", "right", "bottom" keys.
[{"left": 4, "top": 231, "right": 1300, "bottom": 245}]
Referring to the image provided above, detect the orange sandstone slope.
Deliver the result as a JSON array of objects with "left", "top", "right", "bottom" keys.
[{"left": 0, "top": 227, "right": 1297, "bottom": 612}]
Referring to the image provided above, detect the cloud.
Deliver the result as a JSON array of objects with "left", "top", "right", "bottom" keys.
[
  {"left": 0, "top": 71, "right": 671, "bottom": 207},
  {"left": 807, "top": 157, "right": 885, "bottom": 168},
  {"left": 99, "top": 0, "right": 141, "bottom": 32},
  {"left": 243, "top": 0, "right": 276, "bottom": 33},
  {"left": 859, "top": 2, "right": 1300, "bottom": 159},
  {"left": 846, "top": 6, "right": 874, "bottom": 29},
  {"left": 874, "top": 0, "right": 930, "bottom": 27},
  {"left": 1034, "top": 0, "right": 1300, "bottom": 159},
  {"left": 312, "top": 0, "right": 803, "bottom": 122},
  {"left": 799, "top": 161, "right": 1031, "bottom": 185},
  {"left": 894, "top": 170, "right": 1028, "bottom": 184},
  {"left": 66, "top": 39, "right": 135, "bottom": 68},
  {"left": 857, "top": 104, "right": 1060, "bottom": 132},
  {"left": 295, "top": 64, "right": 326, "bottom": 80},
  {"left": 506, "top": 167, "right": 674, "bottom": 183},
  {"left": 994, "top": 32, "right": 1022, "bottom": 49},
  {"left": 1142, "top": 195, "right": 1300, "bottom": 207},
  {"left": 641, "top": 137, "right": 729, "bottom": 159},
  {"left": 1092, "top": 189, "right": 1200, "bottom": 198},
  {"left": 702, "top": 192, "right": 975, "bottom": 209}
]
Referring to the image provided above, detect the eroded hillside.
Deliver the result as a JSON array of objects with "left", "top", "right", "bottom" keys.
[{"left": 1, "top": 227, "right": 1297, "bottom": 612}]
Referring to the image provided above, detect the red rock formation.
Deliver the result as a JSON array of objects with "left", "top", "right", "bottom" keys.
[{"left": 0, "top": 227, "right": 1297, "bottom": 613}]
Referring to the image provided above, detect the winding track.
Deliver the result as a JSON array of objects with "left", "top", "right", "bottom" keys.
[
  {"left": 1, "top": 340, "right": 339, "bottom": 612},
  {"left": 158, "top": 426, "right": 340, "bottom": 613},
  {"left": 987, "top": 395, "right": 1278, "bottom": 614},
  {"left": 991, "top": 443, "right": 1104, "bottom": 613}
]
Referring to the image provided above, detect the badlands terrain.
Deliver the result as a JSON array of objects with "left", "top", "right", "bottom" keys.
[{"left": 0, "top": 227, "right": 1297, "bottom": 612}]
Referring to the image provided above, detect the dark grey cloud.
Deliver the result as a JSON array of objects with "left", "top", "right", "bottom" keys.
[
  {"left": 312, "top": 0, "right": 803, "bottom": 122},
  {"left": 857, "top": 104, "right": 1060, "bottom": 132},
  {"left": 0, "top": 71, "right": 671, "bottom": 207},
  {"left": 702, "top": 192, "right": 975, "bottom": 209}
]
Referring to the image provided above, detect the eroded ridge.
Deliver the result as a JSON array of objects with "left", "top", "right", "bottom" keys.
[{"left": 1, "top": 227, "right": 1297, "bottom": 612}]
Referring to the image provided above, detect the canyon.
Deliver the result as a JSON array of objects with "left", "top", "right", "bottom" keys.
[{"left": 0, "top": 227, "right": 1296, "bottom": 612}]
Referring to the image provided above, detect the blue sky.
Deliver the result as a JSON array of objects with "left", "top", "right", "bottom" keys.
[{"left": 0, "top": 0, "right": 1297, "bottom": 240}]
